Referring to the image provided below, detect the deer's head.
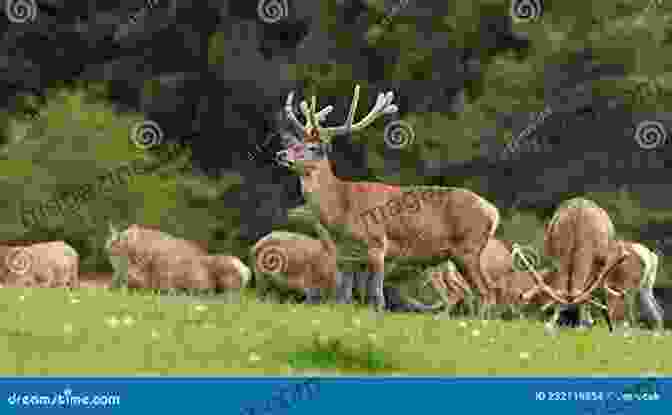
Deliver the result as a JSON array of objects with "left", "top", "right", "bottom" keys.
[{"left": 276, "top": 85, "right": 398, "bottom": 190}]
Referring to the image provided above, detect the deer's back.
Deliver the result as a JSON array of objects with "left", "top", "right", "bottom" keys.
[{"left": 545, "top": 198, "right": 614, "bottom": 260}]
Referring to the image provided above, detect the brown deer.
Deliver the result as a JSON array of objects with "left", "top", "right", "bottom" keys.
[
  {"left": 250, "top": 221, "right": 341, "bottom": 303},
  {"left": 0, "top": 241, "right": 79, "bottom": 288},
  {"left": 603, "top": 240, "right": 663, "bottom": 328},
  {"left": 519, "top": 198, "right": 631, "bottom": 330},
  {"left": 275, "top": 85, "right": 501, "bottom": 312},
  {"left": 105, "top": 224, "right": 250, "bottom": 293}
]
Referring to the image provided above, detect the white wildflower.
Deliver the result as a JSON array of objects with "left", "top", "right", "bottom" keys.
[
  {"left": 520, "top": 352, "right": 530, "bottom": 360},
  {"left": 70, "top": 298, "right": 80, "bottom": 304},
  {"left": 458, "top": 321, "right": 467, "bottom": 328},
  {"left": 18, "top": 295, "right": 25, "bottom": 302},
  {"left": 151, "top": 329, "right": 160, "bottom": 339},
  {"left": 249, "top": 352, "right": 261, "bottom": 362},
  {"left": 122, "top": 315, "right": 135, "bottom": 326},
  {"left": 317, "top": 334, "right": 330, "bottom": 347},
  {"left": 472, "top": 329, "right": 481, "bottom": 337},
  {"left": 194, "top": 304, "right": 207, "bottom": 312},
  {"left": 105, "top": 316, "right": 120, "bottom": 328}
]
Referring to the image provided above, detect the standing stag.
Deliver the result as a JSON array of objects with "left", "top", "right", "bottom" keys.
[
  {"left": 276, "top": 84, "right": 500, "bottom": 312},
  {"left": 521, "top": 198, "right": 630, "bottom": 330}
]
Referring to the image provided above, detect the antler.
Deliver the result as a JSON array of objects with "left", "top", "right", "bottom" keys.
[
  {"left": 284, "top": 92, "right": 334, "bottom": 136},
  {"left": 283, "top": 84, "right": 398, "bottom": 142},
  {"left": 321, "top": 84, "right": 398, "bottom": 138}
]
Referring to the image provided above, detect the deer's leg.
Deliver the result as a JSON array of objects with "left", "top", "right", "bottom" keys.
[
  {"left": 606, "top": 291, "right": 627, "bottom": 329},
  {"left": 638, "top": 287, "right": 664, "bottom": 330},
  {"left": 355, "top": 270, "right": 369, "bottom": 304},
  {"left": 335, "top": 271, "right": 353, "bottom": 304},
  {"left": 366, "top": 248, "right": 386, "bottom": 312},
  {"left": 453, "top": 250, "right": 494, "bottom": 318},
  {"left": 304, "top": 288, "right": 322, "bottom": 305}
]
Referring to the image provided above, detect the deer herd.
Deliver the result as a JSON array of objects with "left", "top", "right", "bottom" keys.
[{"left": 0, "top": 86, "right": 665, "bottom": 331}]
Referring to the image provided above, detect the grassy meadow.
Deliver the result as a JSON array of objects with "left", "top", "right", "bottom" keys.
[{"left": 0, "top": 288, "right": 670, "bottom": 376}]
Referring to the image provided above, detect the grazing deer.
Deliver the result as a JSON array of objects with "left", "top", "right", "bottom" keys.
[
  {"left": 250, "top": 221, "right": 342, "bottom": 304},
  {"left": 402, "top": 239, "right": 554, "bottom": 316},
  {"left": 0, "top": 241, "right": 79, "bottom": 288},
  {"left": 383, "top": 259, "right": 466, "bottom": 314},
  {"left": 275, "top": 84, "right": 500, "bottom": 312},
  {"left": 521, "top": 198, "right": 630, "bottom": 330}
]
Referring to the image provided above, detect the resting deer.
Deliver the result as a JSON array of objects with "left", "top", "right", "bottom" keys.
[
  {"left": 275, "top": 85, "right": 501, "bottom": 312},
  {"left": 105, "top": 224, "right": 250, "bottom": 293}
]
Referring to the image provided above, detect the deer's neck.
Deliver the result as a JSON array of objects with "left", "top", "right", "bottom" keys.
[{"left": 300, "top": 172, "right": 347, "bottom": 226}]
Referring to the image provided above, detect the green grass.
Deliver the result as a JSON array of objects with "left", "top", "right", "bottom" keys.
[{"left": 0, "top": 288, "right": 670, "bottom": 376}]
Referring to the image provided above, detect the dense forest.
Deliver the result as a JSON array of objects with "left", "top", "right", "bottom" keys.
[{"left": 1, "top": 0, "right": 671, "bottom": 285}]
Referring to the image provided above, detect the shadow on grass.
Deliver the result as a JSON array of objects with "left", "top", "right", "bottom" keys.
[{"left": 287, "top": 337, "right": 399, "bottom": 374}]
